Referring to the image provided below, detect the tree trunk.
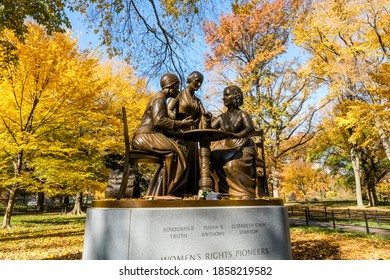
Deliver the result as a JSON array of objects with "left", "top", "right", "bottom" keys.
[
  {"left": 361, "top": 150, "right": 380, "bottom": 207},
  {"left": 350, "top": 146, "right": 364, "bottom": 208},
  {"left": 270, "top": 163, "right": 280, "bottom": 198},
  {"left": 2, "top": 151, "right": 24, "bottom": 228},
  {"left": 62, "top": 195, "right": 70, "bottom": 213},
  {"left": 68, "top": 192, "right": 84, "bottom": 215},
  {"left": 271, "top": 138, "right": 280, "bottom": 198},
  {"left": 372, "top": 184, "right": 378, "bottom": 206},
  {"left": 375, "top": 117, "right": 390, "bottom": 162},
  {"left": 1, "top": 185, "right": 17, "bottom": 228},
  {"left": 367, "top": 187, "right": 374, "bottom": 207},
  {"left": 37, "top": 192, "right": 45, "bottom": 212},
  {"left": 368, "top": 180, "right": 378, "bottom": 207},
  {"left": 272, "top": 178, "right": 280, "bottom": 198}
]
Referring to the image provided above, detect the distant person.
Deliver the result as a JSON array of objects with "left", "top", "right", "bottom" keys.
[
  {"left": 132, "top": 73, "right": 195, "bottom": 197},
  {"left": 210, "top": 85, "right": 257, "bottom": 199}
]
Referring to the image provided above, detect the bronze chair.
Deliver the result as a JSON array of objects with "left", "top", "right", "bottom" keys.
[
  {"left": 128, "top": 149, "right": 167, "bottom": 196},
  {"left": 250, "top": 129, "right": 269, "bottom": 197}
]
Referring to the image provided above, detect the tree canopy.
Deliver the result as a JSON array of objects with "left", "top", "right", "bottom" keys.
[
  {"left": 68, "top": 0, "right": 234, "bottom": 81},
  {"left": 0, "top": 22, "right": 149, "bottom": 227},
  {"left": 0, "top": 0, "right": 70, "bottom": 40},
  {"left": 292, "top": 0, "right": 390, "bottom": 206}
]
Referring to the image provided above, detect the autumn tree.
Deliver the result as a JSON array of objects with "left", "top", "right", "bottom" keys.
[
  {"left": 0, "top": 0, "right": 71, "bottom": 69},
  {"left": 0, "top": 0, "right": 229, "bottom": 82},
  {"left": 0, "top": 21, "right": 150, "bottom": 221},
  {"left": 67, "top": 0, "right": 236, "bottom": 80},
  {"left": 63, "top": 60, "right": 149, "bottom": 214},
  {"left": 337, "top": 99, "right": 390, "bottom": 206},
  {"left": 293, "top": 0, "right": 390, "bottom": 207},
  {"left": 308, "top": 111, "right": 354, "bottom": 182},
  {"left": 203, "top": 0, "right": 301, "bottom": 89},
  {"left": 308, "top": 103, "right": 389, "bottom": 206},
  {"left": 0, "top": 22, "right": 103, "bottom": 227},
  {"left": 281, "top": 158, "right": 332, "bottom": 201},
  {"left": 0, "top": 0, "right": 70, "bottom": 40},
  {"left": 203, "top": 0, "right": 326, "bottom": 197},
  {"left": 11, "top": 59, "right": 150, "bottom": 216},
  {"left": 252, "top": 61, "right": 326, "bottom": 197}
]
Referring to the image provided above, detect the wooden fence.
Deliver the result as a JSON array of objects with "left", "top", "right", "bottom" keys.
[{"left": 288, "top": 205, "right": 390, "bottom": 234}]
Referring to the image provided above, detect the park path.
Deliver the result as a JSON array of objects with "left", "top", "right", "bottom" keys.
[{"left": 289, "top": 218, "right": 390, "bottom": 237}]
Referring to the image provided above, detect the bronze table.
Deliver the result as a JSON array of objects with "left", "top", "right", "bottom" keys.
[{"left": 180, "top": 129, "right": 233, "bottom": 192}]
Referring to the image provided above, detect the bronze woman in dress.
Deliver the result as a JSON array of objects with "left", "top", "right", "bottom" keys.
[
  {"left": 132, "top": 73, "right": 195, "bottom": 197},
  {"left": 168, "top": 71, "right": 211, "bottom": 129},
  {"left": 210, "top": 85, "right": 257, "bottom": 199},
  {"left": 167, "top": 71, "right": 212, "bottom": 195}
]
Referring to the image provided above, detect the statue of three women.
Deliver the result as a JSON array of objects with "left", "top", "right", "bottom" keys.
[{"left": 132, "top": 71, "right": 258, "bottom": 199}]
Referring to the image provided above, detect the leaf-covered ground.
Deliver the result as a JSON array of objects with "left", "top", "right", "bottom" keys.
[
  {"left": 290, "top": 227, "right": 390, "bottom": 260},
  {"left": 0, "top": 214, "right": 85, "bottom": 260},
  {"left": 0, "top": 214, "right": 389, "bottom": 260}
]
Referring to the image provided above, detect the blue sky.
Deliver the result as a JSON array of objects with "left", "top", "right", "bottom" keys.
[
  {"left": 66, "top": 9, "right": 220, "bottom": 108},
  {"left": 67, "top": 10, "right": 104, "bottom": 53},
  {"left": 65, "top": 8, "right": 326, "bottom": 114}
]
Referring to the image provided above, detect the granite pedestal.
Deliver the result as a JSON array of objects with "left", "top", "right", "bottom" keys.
[{"left": 82, "top": 200, "right": 292, "bottom": 260}]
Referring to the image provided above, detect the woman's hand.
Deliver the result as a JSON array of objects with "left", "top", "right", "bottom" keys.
[
  {"left": 180, "top": 116, "right": 196, "bottom": 128},
  {"left": 203, "top": 111, "right": 212, "bottom": 120}
]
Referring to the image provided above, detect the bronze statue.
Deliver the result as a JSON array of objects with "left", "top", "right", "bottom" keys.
[
  {"left": 132, "top": 73, "right": 195, "bottom": 197},
  {"left": 210, "top": 85, "right": 257, "bottom": 199},
  {"left": 168, "top": 71, "right": 211, "bottom": 129},
  {"left": 167, "top": 71, "right": 212, "bottom": 195}
]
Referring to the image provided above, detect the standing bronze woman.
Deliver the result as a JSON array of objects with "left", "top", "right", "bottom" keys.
[
  {"left": 168, "top": 71, "right": 211, "bottom": 129},
  {"left": 132, "top": 73, "right": 195, "bottom": 197},
  {"left": 168, "top": 71, "right": 211, "bottom": 195},
  {"left": 210, "top": 85, "right": 257, "bottom": 199}
]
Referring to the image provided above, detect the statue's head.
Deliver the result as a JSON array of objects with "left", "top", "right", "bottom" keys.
[
  {"left": 160, "top": 73, "right": 180, "bottom": 89},
  {"left": 224, "top": 85, "right": 244, "bottom": 107},
  {"left": 187, "top": 71, "right": 204, "bottom": 84}
]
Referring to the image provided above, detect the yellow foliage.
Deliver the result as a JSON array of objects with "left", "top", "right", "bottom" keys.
[
  {"left": 0, "top": 22, "right": 150, "bottom": 197},
  {"left": 293, "top": 0, "right": 390, "bottom": 96},
  {"left": 281, "top": 159, "right": 332, "bottom": 200},
  {"left": 293, "top": 0, "right": 390, "bottom": 162}
]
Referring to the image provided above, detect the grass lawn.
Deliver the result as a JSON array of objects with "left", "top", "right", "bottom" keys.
[
  {"left": 0, "top": 214, "right": 85, "bottom": 260},
  {"left": 0, "top": 213, "right": 389, "bottom": 260}
]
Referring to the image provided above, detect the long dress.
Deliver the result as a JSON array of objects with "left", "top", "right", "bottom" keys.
[
  {"left": 168, "top": 88, "right": 209, "bottom": 195},
  {"left": 210, "top": 110, "right": 257, "bottom": 198},
  {"left": 132, "top": 91, "right": 188, "bottom": 196}
]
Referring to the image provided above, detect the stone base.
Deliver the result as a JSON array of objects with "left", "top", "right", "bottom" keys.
[{"left": 82, "top": 200, "right": 292, "bottom": 260}]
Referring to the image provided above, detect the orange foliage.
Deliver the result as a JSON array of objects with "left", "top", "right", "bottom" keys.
[
  {"left": 291, "top": 228, "right": 390, "bottom": 260},
  {"left": 203, "top": 0, "right": 301, "bottom": 76}
]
